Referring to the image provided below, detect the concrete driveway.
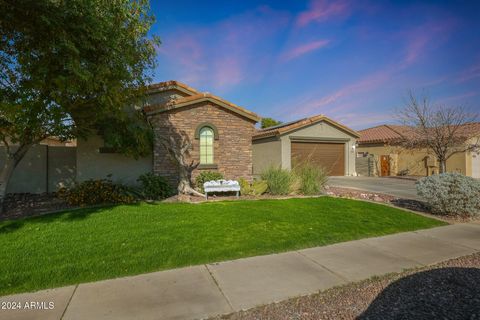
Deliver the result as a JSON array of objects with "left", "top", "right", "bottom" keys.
[{"left": 328, "top": 176, "right": 419, "bottom": 200}]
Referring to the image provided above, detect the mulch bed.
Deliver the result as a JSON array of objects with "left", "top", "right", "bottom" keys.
[
  {"left": 1, "top": 193, "right": 73, "bottom": 221},
  {"left": 212, "top": 253, "right": 480, "bottom": 320},
  {"left": 2, "top": 186, "right": 478, "bottom": 223}
]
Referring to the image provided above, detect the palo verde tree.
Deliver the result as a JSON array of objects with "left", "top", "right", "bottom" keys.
[
  {"left": 0, "top": 0, "right": 159, "bottom": 211},
  {"left": 397, "top": 91, "right": 479, "bottom": 173}
]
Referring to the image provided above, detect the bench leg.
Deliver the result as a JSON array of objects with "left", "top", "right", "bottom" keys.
[
  {"left": 205, "top": 192, "right": 208, "bottom": 200},
  {"left": 236, "top": 191, "right": 239, "bottom": 198}
]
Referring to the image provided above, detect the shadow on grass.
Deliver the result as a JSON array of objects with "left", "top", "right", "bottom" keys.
[
  {"left": 358, "top": 267, "right": 480, "bottom": 319},
  {"left": 0, "top": 202, "right": 144, "bottom": 234}
]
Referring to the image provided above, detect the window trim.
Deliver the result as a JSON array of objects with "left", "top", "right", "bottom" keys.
[{"left": 194, "top": 122, "right": 219, "bottom": 140}]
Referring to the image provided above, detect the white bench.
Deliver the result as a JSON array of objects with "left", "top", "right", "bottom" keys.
[{"left": 203, "top": 180, "right": 241, "bottom": 200}]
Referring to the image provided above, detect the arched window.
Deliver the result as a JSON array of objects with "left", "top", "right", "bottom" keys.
[{"left": 199, "top": 127, "right": 214, "bottom": 164}]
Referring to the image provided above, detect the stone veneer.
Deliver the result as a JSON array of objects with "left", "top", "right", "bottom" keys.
[{"left": 148, "top": 102, "right": 256, "bottom": 187}]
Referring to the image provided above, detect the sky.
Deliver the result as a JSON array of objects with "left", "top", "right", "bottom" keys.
[{"left": 150, "top": 0, "right": 480, "bottom": 130}]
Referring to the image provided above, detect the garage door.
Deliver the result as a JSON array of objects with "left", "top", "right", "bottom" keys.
[{"left": 291, "top": 142, "right": 345, "bottom": 176}]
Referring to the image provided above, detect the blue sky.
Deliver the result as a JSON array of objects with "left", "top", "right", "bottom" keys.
[{"left": 150, "top": 0, "right": 480, "bottom": 129}]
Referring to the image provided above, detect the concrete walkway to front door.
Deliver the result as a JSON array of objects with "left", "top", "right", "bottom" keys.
[{"left": 1, "top": 223, "right": 479, "bottom": 320}]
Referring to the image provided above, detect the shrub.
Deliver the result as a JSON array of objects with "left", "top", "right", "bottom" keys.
[
  {"left": 195, "top": 170, "right": 224, "bottom": 192},
  {"left": 293, "top": 163, "right": 328, "bottom": 195},
  {"left": 137, "top": 173, "right": 173, "bottom": 200},
  {"left": 261, "top": 166, "right": 294, "bottom": 195},
  {"left": 239, "top": 178, "right": 268, "bottom": 196},
  {"left": 58, "top": 179, "right": 136, "bottom": 206},
  {"left": 416, "top": 173, "right": 480, "bottom": 216}
]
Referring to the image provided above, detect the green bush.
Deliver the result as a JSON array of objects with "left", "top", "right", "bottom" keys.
[
  {"left": 261, "top": 166, "right": 294, "bottom": 195},
  {"left": 416, "top": 173, "right": 480, "bottom": 216},
  {"left": 293, "top": 163, "right": 328, "bottom": 195},
  {"left": 58, "top": 179, "right": 136, "bottom": 206},
  {"left": 239, "top": 178, "right": 268, "bottom": 196},
  {"left": 195, "top": 171, "right": 224, "bottom": 192},
  {"left": 137, "top": 173, "right": 173, "bottom": 200}
]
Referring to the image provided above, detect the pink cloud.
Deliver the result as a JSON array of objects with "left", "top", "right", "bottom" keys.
[
  {"left": 399, "top": 18, "right": 456, "bottom": 68},
  {"left": 456, "top": 62, "right": 480, "bottom": 83},
  {"left": 296, "top": 0, "right": 351, "bottom": 27},
  {"left": 281, "top": 39, "right": 330, "bottom": 61},
  {"left": 157, "top": 6, "right": 290, "bottom": 91},
  {"left": 297, "top": 69, "right": 392, "bottom": 114}
]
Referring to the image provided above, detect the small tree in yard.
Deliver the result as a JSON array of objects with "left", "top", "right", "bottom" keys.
[
  {"left": 0, "top": 0, "right": 159, "bottom": 212},
  {"left": 397, "top": 91, "right": 479, "bottom": 173},
  {"left": 159, "top": 129, "right": 204, "bottom": 197}
]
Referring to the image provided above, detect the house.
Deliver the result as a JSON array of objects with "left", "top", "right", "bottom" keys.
[
  {"left": 356, "top": 124, "right": 480, "bottom": 178},
  {"left": 252, "top": 115, "right": 359, "bottom": 176},
  {"left": 2, "top": 81, "right": 360, "bottom": 194}
]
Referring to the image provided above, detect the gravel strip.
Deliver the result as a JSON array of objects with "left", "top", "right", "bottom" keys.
[{"left": 212, "top": 253, "right": 480, "bottom": 320}]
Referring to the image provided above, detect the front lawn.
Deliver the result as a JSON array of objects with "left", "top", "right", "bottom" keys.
[{"left": 0, "top": 197, "right": 445, "bottom": 296}]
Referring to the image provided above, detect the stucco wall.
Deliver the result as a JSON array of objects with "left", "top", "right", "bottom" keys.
[
  {"left": 252, "top": 137, "right": 282, "bottom": 175},
  {"left": 357, "top": 145, "right": 468, "bottom": 176},
  {"left": 76, "top": 135, "right": 152, "bottom": 185},
  {"left": 0, "top": 145, "right": 76, "bottom": 193},
  {"left": 279, "top": 121, "right": 357, "bottom": 175}
]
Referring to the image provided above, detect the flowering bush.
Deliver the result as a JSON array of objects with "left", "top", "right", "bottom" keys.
[
  {"left": 58, "top": 179, "right": 136, "bottom": 206},
  {"left": 416, "top": 173, "right": 480, "bottom": 216}
]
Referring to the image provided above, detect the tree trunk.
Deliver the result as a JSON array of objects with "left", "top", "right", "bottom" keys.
[
  {"left": 0, "top": 157, "right": 17, "bottom": 214},
  {"left": 177, "top": 166, "right": 204, "bottom": 197},
  {"left": 438, "top": 159, "right": 446, "bottom": 174},
  {"left": 0, "top": 143, "right": 32, "bottom": 214}
]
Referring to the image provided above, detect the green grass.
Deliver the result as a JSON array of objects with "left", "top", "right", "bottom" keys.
[{"left": 0, "top": 197, "right": 445, "bottom": 296}]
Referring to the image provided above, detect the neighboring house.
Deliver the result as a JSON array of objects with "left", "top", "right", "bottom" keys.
[
  {"left": 253, "top": 115, "right": 359, "bottom": 176},
  {"left": 2, "top": 81, "right": 360, "bottom": 194},
  {"left": 356, "top": 124, "right": 480, "bottom": 178}
]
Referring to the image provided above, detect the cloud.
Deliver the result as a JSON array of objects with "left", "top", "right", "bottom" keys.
[
  {"left": 296, "top": 0, "right": 351, "bottom": 27},
  {"left": 280, "top": 39, "right": 330, "bottom": 61},
  {"left": 399, "top": 18, "right": 456, "bottom": 68},
  {"left": 295, "top": 69, "right": 392, "bottom": 115},
  {"left": 157, "top": 6, "right": 290, "bottom": 91},
  {"left": 456, "top": 61, "right": 480, "bottom": 83}
]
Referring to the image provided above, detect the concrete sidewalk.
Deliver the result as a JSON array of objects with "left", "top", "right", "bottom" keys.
[{"left": 2, "top": 223, "right": 479, "bottom": 320}]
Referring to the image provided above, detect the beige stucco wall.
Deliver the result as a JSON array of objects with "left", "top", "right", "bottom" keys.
[
  {"left": 253, "top": 120, "right": 357, "bottom": 176},
  {"left": 76, "top": 135, "right": 152, "bottom": 185},
  {"left": 357, "top": 144, "right": 469, "bottom": 176},
  {"left": 252, "top": 137, "right": 282, "bottom": 175},
  {"left": 0, "top": 145, "right": 76, "bottom": 193}
]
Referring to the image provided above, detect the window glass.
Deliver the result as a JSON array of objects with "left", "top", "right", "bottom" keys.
[{"left": 199, "top": 127, "right": 214, "bottom": 164}]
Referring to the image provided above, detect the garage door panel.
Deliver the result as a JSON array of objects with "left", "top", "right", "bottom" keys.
[{"left": 291, "top": 142, "right": 345, "bottom": 176}]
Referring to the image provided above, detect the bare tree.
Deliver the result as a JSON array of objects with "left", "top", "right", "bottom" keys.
[
  {"left": 397, "top": 91, "right": 479, "bottom": 173},
  {"left": 159, "top": 129, "right": 204, "bottom": 197}
]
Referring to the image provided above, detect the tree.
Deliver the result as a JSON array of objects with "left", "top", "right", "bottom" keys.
[
  {"left": 159, "top": 129, "right": 204, "bottom": 197},
  {"left": 0, "top": 0, "right": 159, "bottom": 211},
  {"left": 261, "top": 117, "right": 282, "bottom": 129},
  {"left": 397, "top": 91, "right": 479, "bottom": 173}
]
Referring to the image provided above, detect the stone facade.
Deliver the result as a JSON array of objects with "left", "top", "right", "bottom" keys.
[{"left": 149, "top": 102, "right": 257, "bottom": 187}]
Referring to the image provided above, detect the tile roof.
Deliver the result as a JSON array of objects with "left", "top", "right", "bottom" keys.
[
  {"left": 358, "top": 123, "right": 480, "bottom": 144},
  {"left": 146, "top": 80, "right": 200, "bottom": 95},
  {"left": 144, "top": 82, "right": 260, "bottom": 122},
  {"left": 253, "top": 114, "right": 360, "bottom": 140}
]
